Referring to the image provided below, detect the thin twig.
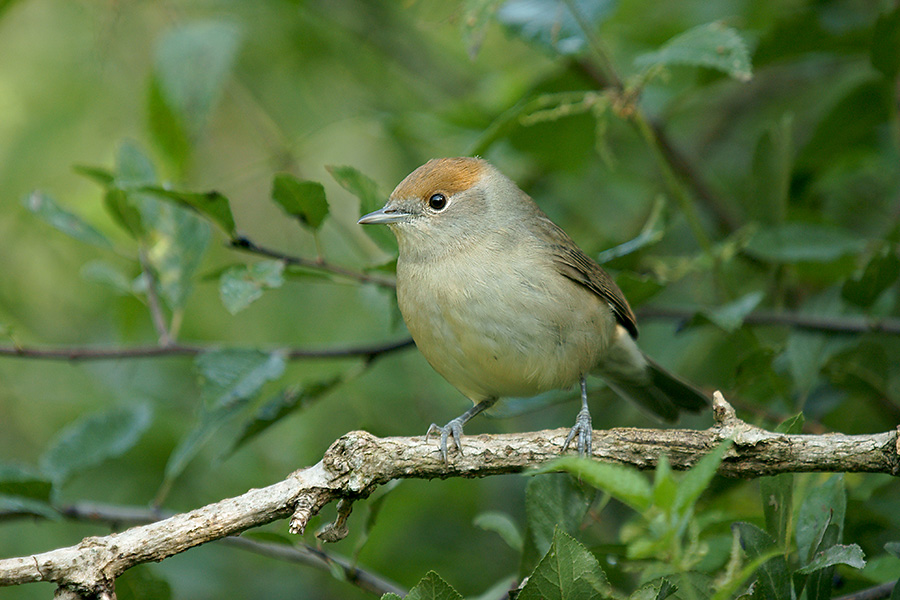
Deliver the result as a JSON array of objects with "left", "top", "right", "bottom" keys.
[
  {"left": 0, "top": 338, "right": 414, "bottom": 362},
  {"left": 833, "top": 582, "right": 896, "bottom": 600},
  {"left": 54, "top": 502, "right": 406, "bottom": 597},
  {"left": 138, "top": 247, "right": 173, "bottom": 346},
  {"left": 230, "top": 236, "right": 396, "bottom": 288},
  {"left": 636, "top": 306, "right": 900, "bottom": 335}
]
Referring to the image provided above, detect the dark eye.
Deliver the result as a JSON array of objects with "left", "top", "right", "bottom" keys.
[{"left": 428, "top": 193, "right": 447, "bottom": 211}]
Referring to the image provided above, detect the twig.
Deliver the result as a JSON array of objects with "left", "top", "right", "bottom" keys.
[
  {"left": 0, "top": 338, "right": 414, "bottom": 362},
  {"left": 137, "top": 247, "right": 172, "bottom": 346},
  {"left": 55, "top": 502, "right": 406, "bottom": 597},
  {"left": 229, "top": 236, "right": 396, "bottom": 288},
  {"left": 1, "top": 394, "right": 897, "bottom": 597},
  {"left": 833, "top": 582, "right": 896, "bottom": 600},
  {"left": 636, "top": 306, "right": 900, "bottom": 335}
]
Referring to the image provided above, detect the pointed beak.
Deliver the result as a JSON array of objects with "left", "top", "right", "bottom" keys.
[{"left": 358, "top": 206, "right": 411, "bottom": 225}]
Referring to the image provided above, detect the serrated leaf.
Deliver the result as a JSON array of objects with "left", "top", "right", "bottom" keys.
[
  {"left": 0, "top": 464, "right": 53, "bottom": 502},
  {"left": 519, "top": 528, "right": 611, "bottom": 600},
  {"left": 153, "top": 21, "right": 243, "bottom": 138},
  {"left": 872, "top": 5, "right": 900, "bottom": 80},
  {"left": 842, "top": 245, "right": 900, "bottom": 308},
  {"left": 702, "top": 292, "right": 764, "bottom": 333},
  {"left": 635, "top": 22, "right": 752, "bottom": 81},
  {"left": 525, "top": 474, "right": 592, "bottom": 561},
  {"left": 271, "top": 174, "right": 329, "bottom": 230},
  {"left": 219, "top": 260, "right": 285, "bottom": 314},
  {"left": 403, "top": 571, "right": 463, "bottom": 600},
  {"left": 474, "top": 511, "right": 524, "bottom": 552},
  {"left": 195, "top": 349, "right": 286, "bottom": 410},
  {"left": 497, "top": 0, "right": 617, "bottom": 56},
  {"left": 537, "top": 457, "right": 651, "bottom": 512},
  {"left": 141, "top": 187, "right": 236, "bottom": 236},
  {"left": 745, "top": 223, "right": 865, "bottom": 263},
  {"left": 39, "top": 403, "right": 153, "bottom": 484},
  {"left": 733, "top": 522, "right": 792, "bottom": 600},
  {"left": 229, "top": 378, "right": 341, "bottom": 453},
  {"left": 24, "top": 192, "right": 113, "bottom": 249},
  {"left": 327, "top": 164, "right": 396, "bottom": 253},
  {"left": 797, "top": 475, "right": 846, "bottom": 564},
  {"left": 673, "top": 440, "right": 730, "bottom": 514},
  {"left": 798, "top": 543, "right": 866, "bottom": 574}
]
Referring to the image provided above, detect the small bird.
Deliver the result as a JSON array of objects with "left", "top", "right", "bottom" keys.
[{"left": 359, "top": 157, "right": 707, "bottom": 461}]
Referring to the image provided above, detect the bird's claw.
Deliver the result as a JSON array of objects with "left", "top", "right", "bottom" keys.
[
  {"left": 425, "top": 418, "right": 465, "bottom": 463},
  {"left": 562, "top": 406, "right": 592, "bottom": 457}
]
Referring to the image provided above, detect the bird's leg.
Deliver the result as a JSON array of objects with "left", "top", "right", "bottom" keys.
[
  {"left": 426, "top": 398, "right": 497, "bottom": 463},
  {"left": 562, "top": 377, "right": 592, "bottom": 456}
]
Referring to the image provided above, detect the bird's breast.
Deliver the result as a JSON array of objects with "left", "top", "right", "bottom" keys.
[{"left": 396, "top": 246, "right": 616, "bottom": 402}]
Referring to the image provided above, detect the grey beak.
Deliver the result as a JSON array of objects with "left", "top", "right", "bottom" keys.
[{"left": 358, "top": 206, "right": 410, "bottom": 225}]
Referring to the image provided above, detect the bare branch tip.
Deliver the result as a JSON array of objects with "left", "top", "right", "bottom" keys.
[{"left": 712, "top": 391, "right": 738, "bottom": 425}]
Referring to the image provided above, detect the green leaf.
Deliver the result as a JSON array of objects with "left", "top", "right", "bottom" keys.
[
  {"left": 72, "top": 165, "right": 115, "bottom": 187},
  {"left": 147, "top": 75, "right": 192, "bottom": 174},
  {"left": 872, "top": 5, "right": 900, "bottom": 80},
  {"left": 271, "top": 174, "right": 330, "bottom": 230},
  {"left": 798, "top": 543, "right": 866, "bottom": 574},
  {"left": 744, "top": 223, "right": 866, "bottom": 263},
  {"left": 328, "top": 164, "right": 396, "bottom": 253},
  {"left": 81, "top": 260, "right": 136, "bottom": 296},
  {"left": 153, "top": 21, "right": 243, "bottom": 137},
  {"left": 635, "top": 22, "right": 752, "bottom": 81},
  {"left": 402, "top": 571, "right": 463, "bottom": 600},
  {"left": 733, "top": 522, "right": 792, "bottom": 600},
  {"left": 842, "top": 245, "right": 900, "bottom": 308},
  {"left": 474, "top": 511, "right": 524, "bottom": 552},
  {"left": 760, "top": 474, "right": 793, "bottom": 553},
  {"left": 0, "top": 496, "right": 58, "bottom": 520},
  {"left": 673, "top": 440, "right": 731, "bottom": 514},
  {"left": 797, "top": 475, "right": 846, "bottom": 564},
  {"left": 775, "top": 413, "right": 805, "bottom": 435},
  {"left": 195, "top": 349, "right": 286, "bottom": 410},
  {"left": 0, "top": 464, "right": 53, "bottom": 502},
  {"left": 39, "top": 403, "right": 153, "bottom": 484},
  {"left": 803, "top": 523, "right": 840, "bottom": 600},
  {"left": 523, "top": 473, "right": 591, "bottom": 573},
  {"left": 137, "top": 194, "right": 212, "bottom": 310},
  {"left": 115, "top": 140, "right": 157, "bottom": 188},
  {"left": 104, "top": 187, "right": 145, "bottom": 239},
  {"left": 702, "top": 292, "right": 764, "bottom": 333},
  {"left": 229, "top": 377, "right": 341, "bottom": 452},
  {"left": 652, "top": 453, "right": 677, "bottom": 512},
  {"left": 24, "top": 192, "right": 113, "bottom": 248},
  {"left": 537, "top": 457, "right": 651, "bottom": 512},
  {"left": 116, "top": 565, "right": 172, "bottom": 600},
  {"left": 142, "top": 187, "right": 236, "bottom": 236},
  {"left": 749, "top": 115, "right": 792, "bottom": 225},
  {"left": 219, "top": 260, "right": 285, "bottom": 315},
  {"left": 518, "top": 528, "right": 611, "bottom": 600},
  {"left": 497, "top": 0, "right": 617, "bottom": 56}
]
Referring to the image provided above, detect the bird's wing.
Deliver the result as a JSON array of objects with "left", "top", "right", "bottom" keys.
[{"left": 539, "top": 218, "right": 639, "bottom": 339}]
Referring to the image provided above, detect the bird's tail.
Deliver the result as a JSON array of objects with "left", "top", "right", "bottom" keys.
[{"left": 594, "top": 328, "right": 708, "bottom": 422}]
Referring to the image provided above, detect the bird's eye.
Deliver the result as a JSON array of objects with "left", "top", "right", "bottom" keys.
[{"left": 428, "top": 193, "right": 448, "bottom": 211}]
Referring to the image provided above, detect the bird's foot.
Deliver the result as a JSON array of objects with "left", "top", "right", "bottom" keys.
[
  {"left": 562, "top": 406, "right": 592, "bottom": 457},
  {"left": 425, "top": 418, "right": 466, "bottom": 463}
]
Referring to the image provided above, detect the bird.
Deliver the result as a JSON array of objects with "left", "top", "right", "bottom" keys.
[{"left": 359, "top": 157, "right": 707, "bottom": 461}]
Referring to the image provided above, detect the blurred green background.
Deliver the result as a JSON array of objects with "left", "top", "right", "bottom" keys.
[{"left": 1, "top": 0, "right": 899, "bottom": 598}]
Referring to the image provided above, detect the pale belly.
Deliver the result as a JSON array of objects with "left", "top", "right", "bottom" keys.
[{"left": 397, "top": 256, "right": 615, "bottom": 402}]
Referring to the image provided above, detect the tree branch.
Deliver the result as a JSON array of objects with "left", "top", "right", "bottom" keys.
[
  {"left": 229, "top": 236, "right": 396, "bottom": 288},
  {"left": 0, "top": 338, "right": 414, "bottom": 362},
  {"left": 1, "top": 394, "right": 897, "bottom": 597},
  {"left": 636, "top": 306, "right": 900, "bottom": 335}
]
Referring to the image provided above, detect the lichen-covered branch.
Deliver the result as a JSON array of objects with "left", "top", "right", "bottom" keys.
[{"left": 1, "top": 394, "right": 897, "bottom": 598}]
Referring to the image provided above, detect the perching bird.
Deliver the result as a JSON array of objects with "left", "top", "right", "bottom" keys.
[{"left": 359, "top": 157, "right": 707, "bottom": 461}]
